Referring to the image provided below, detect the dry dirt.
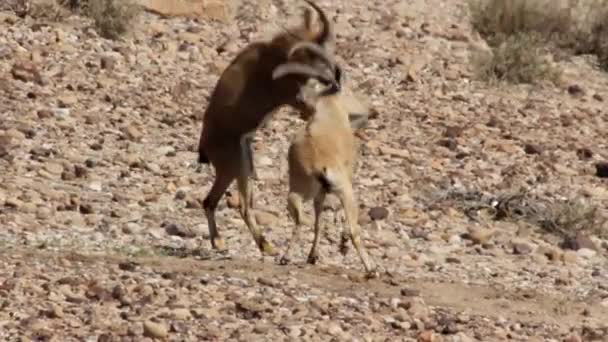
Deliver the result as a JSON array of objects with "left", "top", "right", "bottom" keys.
[{"left": 1, "top": 0, "right": 608, "bottom": 341}]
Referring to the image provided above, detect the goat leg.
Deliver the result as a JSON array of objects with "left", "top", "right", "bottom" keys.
[
  {"left": 307, "top": 191, "right": 327, "bottom": 264},
  {"left": 237, "top": 138, "right": 277, "bottom": 256},
  {"left": 337, "top": 185, "right": 378, "bottom": 278},
  {"left": 281, "top": 192, "right": 304, "bottom": 265}
]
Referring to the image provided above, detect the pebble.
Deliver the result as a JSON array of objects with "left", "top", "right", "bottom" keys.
[{"left": 143, "top": 320, "right": 168, "bottom": 338}]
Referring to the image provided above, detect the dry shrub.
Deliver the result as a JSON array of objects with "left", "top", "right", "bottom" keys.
[
  {"left": 571, "top": 0, "right": 608, "bottom": 69},
  {"left": 472, "top": 32, "right": 561, "bottom": 84},
  {"left": 468, "top": 0, "right": 568, "bottom": 84},
  {"left": 538, "top": 198, "right": 607, "bottom": 239},
  {"left": 24, "top": 0, "right": 72, "bottom": 21},
  {"left": 468, "top": 0, "right": 573, "bottom": 45},
  {"left": 438, "top": 187, "right": 607, "bottom": 240},
  {"left": 469, "top": 0, "right": 608, "bottom": 81},
  {"left": 83, "top": 0, "right": 140, "bottom": 40}
]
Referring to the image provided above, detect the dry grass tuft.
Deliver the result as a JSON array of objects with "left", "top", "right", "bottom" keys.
[
  {"left": 437, "top": 187, "right": 607, "bottom": 240},
  {"left": 84, "top": 0, "right": 141, "bottom": 40},
  {"left": 468, "top": 0, "right": 608, "bottom": 82},
  {"left": 471, "top": 32, "right": 561, "bottom": 84},
  {"left": 26, "top": 0, "right": 72, "bottom": 21}
]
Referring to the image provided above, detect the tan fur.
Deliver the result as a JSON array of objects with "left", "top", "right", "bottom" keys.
[
  {"left": 197, "top": 1, "right": 338, "bottom": 256},
  {"left": 279, "top": 81, "right": 378, "bottom": 278}
]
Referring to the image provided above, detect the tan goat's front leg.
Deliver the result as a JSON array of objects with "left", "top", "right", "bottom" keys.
[
  {"left": 307, "top": 191, "right": 326, "bottom": 264},
  {"left": 337, "top": 184, "right": 378, "bottom": 278},
  {"left": 280, "top": 192, "right": 304, "bottom": 265},
  {"left": 237, "top": 137, "right": 277, "bottom": 256}
]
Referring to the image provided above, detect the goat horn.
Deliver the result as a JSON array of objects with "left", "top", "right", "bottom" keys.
[
  {"left": 303, "top": 0, "right": 334, "bottom": 48},
  {"left": 272, "top": 62, "right": 336, "bottom": 86},
  {"left": 288, "top": 41, "right": 336, "bottom": 71}
]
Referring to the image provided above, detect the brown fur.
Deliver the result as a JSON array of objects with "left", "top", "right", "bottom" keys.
[{"left": 197, "top": 1, "right": 337, "bottom": 256}]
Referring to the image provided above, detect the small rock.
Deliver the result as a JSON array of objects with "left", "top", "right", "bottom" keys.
[
  {"left": 57, "top": 95, "right": 78, "bottom": 108},
  {"left": 523, "top": 143, "right": 542, "bottom": 155},
  {"left": 5, "top": 198, "right": 23, "bottom": 209},
  {"left": 143, "top": 320, "right": 168, "bottom": 339},
  {"left": 255, "top": 211, "right": 278, "bottom": 225},
  {"left": 577, "top": 148, "right": 593, "bottom": 160},
  {"left": 564, "top": 334, "right": 582, "bottom": 342},
  {"left": 37, "top": 109, "right": 53, "bottom": 119},
  {"left": 123, "top": 125, "right": 143, "bottom": 142},
  {"left": 45, "top": 163, "right": 64, "bottom": 175},
  {"left": 51, "top": 107, "right": 70, "bottom": 119},
  {"left": 185, "top": 195, "right": 202, "bottom": 209},
  {"left": 437, "top": 138, "right": 458, "bottom": 150},
  {"left": 595, "top": 162, "right": 608, "bottom": 178},
  {"left": 164, "top": 223, "right": 199, "bottom": 238},
  {"left": 172, "top": 308, "right": 191, "bottom": 320},
  {"left": 464, "top": 227, "right": 493, "bottom": 244},
  {"left": 74, "top": 165, "right": 88, "bottom": 178},
  {"left": 79, "top": 203, "right": 94, "bottom": 215},
  {"left": 567, "top": 84, "right": 584, "bottom": 96},
  {"left": 369, "top": 206, "right": 389, "bottom": 220},
  {"left": 11, "top": 61, "right": 42, "bottom": 84},
  {"left": 445, "top": 256, "right": 461, "bottom": 264},
  {"left": 444, "top": 126, "right": 464, "bottom": 138},
  {"left": 418, "top": 330, "right": 436, "bottom": 342},
  {"left": 512, "top": 241, "right": 533, "bottom": 255},
  {"left": 326, "top": 323, "right": 342, "bottom": 336},
  {"left": 562, "top": 251, "right": 578, "bottom": 264},
  {"left": 561, "top": 232, "right": 598, "bottom": 251},
  {"left": 0, "top": 135, "right": 11, "bottom": 158},
  {"left": 100, "top": 56, "right": 116, "bottom": 70},
  {"left": 577, "top": 248, "right": 597, "bottom": 259},
  {"left": 401, "top": 287, "right": 420, "bottom": 297}
]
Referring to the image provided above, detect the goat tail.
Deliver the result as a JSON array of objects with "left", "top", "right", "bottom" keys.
[{"left": 315, "top": 167, "right": 333, "bottom": 192}]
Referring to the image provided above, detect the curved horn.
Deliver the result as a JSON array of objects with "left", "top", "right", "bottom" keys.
[
  {"left": 272, "top": 62, "right": 336, "bottom": 86},
  {"left": 288, "top": 41, "right": 336, "bottom": 70},
  {"left": 303, "top": 0, "right": 334, "bottom": 48}
]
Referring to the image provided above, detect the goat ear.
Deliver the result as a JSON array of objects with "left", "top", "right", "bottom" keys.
[{"left": 348, "top": 112, "right": 368, "bottom": 131}]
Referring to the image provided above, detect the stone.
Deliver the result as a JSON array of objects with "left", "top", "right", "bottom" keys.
[
  {"left": 369, "top": 206, "right": 389, "bottom": 220},
  {"left": 595, "top": 162, "right": 608, "bottom": 178},
  {"left": 143, "top": 320, "right": 168, "bottom": 338}
]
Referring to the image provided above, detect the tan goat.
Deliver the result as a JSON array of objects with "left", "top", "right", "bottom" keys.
[
  {"left": 197, "top": 0, "right": 340, "bottom": 256},
  {"left": 272, "top": 66, "right": 378, "bottom": 277}
]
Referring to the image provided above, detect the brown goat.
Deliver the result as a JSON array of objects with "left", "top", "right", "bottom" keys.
[
  {"left": 272, "top": 66, "right": 378, "bottom": 278},
  {"left": 197, "top": 0, "right": 340, "bottom": 256}
]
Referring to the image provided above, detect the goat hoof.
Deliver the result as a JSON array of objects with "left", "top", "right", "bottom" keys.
[
  {"left": 211, "top": 238, "right": 227, "bottom": 252},
  {"left": 339, "top": 240, "right": 349, "bottom": 256},
  {"left": 307, "top": 253, "right": 320, "bottom": 265},
  {"left": 365, "top": 269, "right": 380, "bottom": 279},
  {"left": 279, "top": 255, "right": 290, "bottom": 265},
  {"left": 260, "top": 240, "right": 279, "bottom": 256}
]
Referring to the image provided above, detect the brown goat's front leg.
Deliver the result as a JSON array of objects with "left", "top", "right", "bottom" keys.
[
  {"left": 337, "top": 184, "right": 378, "bottom": 278},
  {"left": 307, "top": 191, "right": 326, "bottom": 264}
]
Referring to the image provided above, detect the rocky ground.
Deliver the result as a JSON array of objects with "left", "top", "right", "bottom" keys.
[{"left": 1, "top": 0, "right": 608, "bottom": 341}]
